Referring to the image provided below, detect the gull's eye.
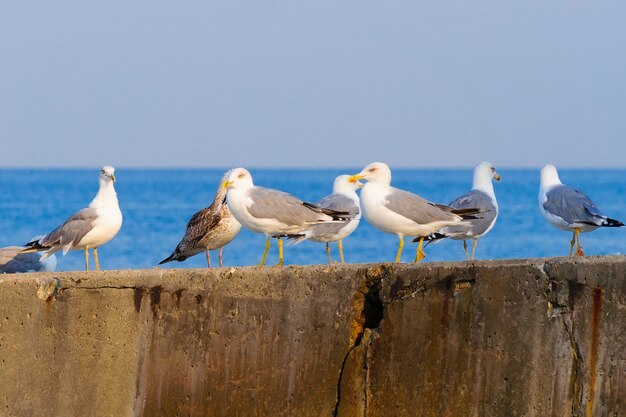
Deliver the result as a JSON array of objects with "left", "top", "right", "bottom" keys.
[
  {"left": 238, "top": 173, "right": 245, "bottom": 179},
  {"left": 369, "top": 167, "right": 376, "bottom": 173}
]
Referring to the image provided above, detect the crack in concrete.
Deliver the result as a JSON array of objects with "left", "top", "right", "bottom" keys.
[
  {"left": 538, "top": 261, "right": 586, "bottom": 416},
  {"left": 333, "top": 273, "right": 385, "bottom": 417}
]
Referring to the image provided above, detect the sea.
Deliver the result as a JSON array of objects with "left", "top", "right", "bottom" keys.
[{"left": 0, "top": 168, "right": 625, "bottom": 272}]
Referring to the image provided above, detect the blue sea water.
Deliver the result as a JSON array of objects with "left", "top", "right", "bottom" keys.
[{"left": 0, "top": 168, "right": 625, "bottom": 272}]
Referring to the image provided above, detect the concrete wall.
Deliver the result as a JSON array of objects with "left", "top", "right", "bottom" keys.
[{"left": 0, "top": 257, "right": 625, "bottom": 416}]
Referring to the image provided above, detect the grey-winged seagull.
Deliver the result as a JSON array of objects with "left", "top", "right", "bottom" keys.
[
  {"left": 349, "top": 162, "right": 480, "bottom": 263},
  {"left": 22, "top": 166, "right": 123, "bottom": 271},
  {"left": 539, "top": 164, "right": 623, "bottom": 256},
  {"left": 223, "top": 168, "right": 350, "bottom": 266},
  {"left": 420, "top": 162, "right": 501, "bottom": 260},
  {"left": 159, "top": 171, "right": 241, "bottom": 268},
  {"left": 303, "top": 175, "right": 362, "bottom": 265}
]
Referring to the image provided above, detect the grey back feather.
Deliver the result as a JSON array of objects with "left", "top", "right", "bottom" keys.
[
  {"left": 385, "top": 188, "right": 460, "bottom": 224},
  {"left": 318, "top": 194, "right": 359, "bottom": 216},
  {"left": 39, "top": 207, "right": 99, "bottom": 248},
  {"left": 446, "top": 190, "right": 497, "bottom": 236},
  {"left": 248, "top": 187, "right": 330, "bottom": 226},
  {"left": 544, "top": 185, "right": 604, "bottom": 225}
]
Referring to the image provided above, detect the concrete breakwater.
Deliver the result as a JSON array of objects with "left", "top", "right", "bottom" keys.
[{"left": 0, "top": 257, "right": 625, "bottom": 417}]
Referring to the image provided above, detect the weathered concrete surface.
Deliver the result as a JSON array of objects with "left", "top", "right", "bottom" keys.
[{"left": 0, "top": 257, "right": 625, "bottom": 417}]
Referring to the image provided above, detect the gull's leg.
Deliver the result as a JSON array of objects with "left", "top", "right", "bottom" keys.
[
  {"left": 276, "top": 237, "right": 284, "bottom": 266},
  {"left": 463, "top": 240, "right": 469, "bottom": 260},
  {"left": 569, "top": 231, "right": 576, "bottom": 257},
  {"left": 326, "top": 243, "right": 331, "bottom": 265},
  {"left": 206, "top": 249, "right": 211, "bottom": 268},
  {"left": 94, "top": 247, "right": 100, "bottom": 271},
  {"left": 84, "top": 247, "right": 89, "bottom": 271},
  {"left": 413, "top": 237, "right": 426, "bottom": 263},
  {"left": 259, "top": 236, "right": 271, "bottom": 266},
  {"left": 395, "top": 236, "right": 405, "bottom": 263},
  {"left": 471, "top": 239, "right": 478, "bottom": 261},
  {"left": 574, "top": 228, "right": 585, "bottom": 257},
  {"left": 338, "top": 240, "right": 345, "bottom": 264},
  {"left": 218, "top": 247, "right": 223, "bottom": 268}
]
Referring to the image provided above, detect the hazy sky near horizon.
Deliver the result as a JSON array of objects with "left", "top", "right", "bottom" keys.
[{"left": 1, "top": 2, "right": 625, "bottom": 168}]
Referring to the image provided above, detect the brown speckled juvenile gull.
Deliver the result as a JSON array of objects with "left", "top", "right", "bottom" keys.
[{"left": 159, "top": 171, "right": 241, "bottom": 268}]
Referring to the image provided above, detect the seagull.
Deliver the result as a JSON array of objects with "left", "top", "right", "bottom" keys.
[
  {"left": 539, "top": 164, "right": 624, "bottom": 257},
  {"left": 306, "top": 175, "right": 362, "bottom": 265},
  {"left": 159, "top": 171, "right": 242, "bottom": 268},
  {"left": 22, "top": 166, "right": 123, "bottom": 271},
  {"left": 0, "top": 237, "right": 57, "bottom": 273},
  {"left": 349, "top": 162, "right": 479, "bottom": 263},
  {"left": 420, "top": 162, "right": 501, "bottom": 260},
  {"left": 222, "top": 168, "right": 350, "bottom": 266}
]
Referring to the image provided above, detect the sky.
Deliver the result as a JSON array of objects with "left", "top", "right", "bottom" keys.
[{"left": 1, "top": 1, "right": 625, "bottom": 169}]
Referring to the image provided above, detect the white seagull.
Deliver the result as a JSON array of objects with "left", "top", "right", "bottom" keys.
[
  {"left": 539, "top": 164, "right": 623, "bottom": 257},
  {"left": 222, "top": 168, "right": 350, "bottom": 266},
  {"left": 349, "top": 162, "right": 479, "bottom": 263},
  {"left": 422, "top": 162, "right": 501, "bottom": 260},
  {"left": 159, "top": 171, "right": 241, "bottom": 268},
  {"left": 22, "top": 166, "right": 123, "bottom": 271},
  {"left": 306, "top": 175, "right": 362, "bottom": 265}
]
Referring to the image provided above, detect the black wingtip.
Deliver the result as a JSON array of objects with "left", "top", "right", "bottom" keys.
[
  {"left": 413, "top": 232, "right": 447, "bottom": 243},
  {"left": 22, "top": 240, "right": 47, "bottom": 252},
  {"left": 603, "top": 217, "right": 625, "bottom": 227}
]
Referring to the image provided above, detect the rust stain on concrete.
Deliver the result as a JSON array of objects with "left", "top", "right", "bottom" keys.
[{"left": 587, "top": 285, "right": 604, "bottom": 416}]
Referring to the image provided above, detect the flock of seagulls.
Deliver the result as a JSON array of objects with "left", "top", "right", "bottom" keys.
[{"left": 0, "top": 162, "right": 623, "bottom": 273}]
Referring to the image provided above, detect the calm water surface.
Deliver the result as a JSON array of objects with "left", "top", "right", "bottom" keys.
[{"left": 0, "top": 168, "right": 625, "bottom": 271}]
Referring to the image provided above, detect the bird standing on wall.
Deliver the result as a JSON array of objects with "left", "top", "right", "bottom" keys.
[
  {"left": 539, "top": 164, "right": 624, "bottom": 256},
  {"left": 421, "top": 162, "right": 501, "bottom": 260},
  {"left": 349, "top": 162, "right": 480, "bottom": 263},
  {"left": 159, "top": 171, "right": 242, "bottom": 268},
  {"left": 22, "top": 166, "right": 123, "bottom": 271},
  {"left": 305, "top": 175, "right": 363, "bottom": 265},
  {"left": 222, "top": 168, "right": 350, "bottom": 266}
]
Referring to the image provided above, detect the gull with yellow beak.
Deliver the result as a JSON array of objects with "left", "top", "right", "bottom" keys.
[
  {"left": 421, "top": 162, "right": 501, "bottom": 260},
  {"left": 222, "top": 168, "right": 350, "bottom": 266},
  {"left": 22, "top": 166, "right": 123, "bottom": 271},
  {"left": 349, "top": 162, "right": 479, "bottom": 263}
]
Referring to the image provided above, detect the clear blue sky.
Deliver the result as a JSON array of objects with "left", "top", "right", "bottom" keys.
[{"left": 1, "top": 1, "right": 625, "bottom": 168}]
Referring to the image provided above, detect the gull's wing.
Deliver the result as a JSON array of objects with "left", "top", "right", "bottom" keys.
[
  {"left": 247, "top": 187, "right": 339, "bottom": 226},
  {"left": 448, "top": 190, "right": 497, "bottom": 236},
  {"left": 543, "top": 185, "right": 605, "bottom": 225},
  {"left": 32, "top": 207, "right": 99, "bottom": 251},
  {"left": 385, "top": 187, "right": 461, "bottom": 225},
  {"left": 317, "top": 193, "right": 359, "bottom": 217}
]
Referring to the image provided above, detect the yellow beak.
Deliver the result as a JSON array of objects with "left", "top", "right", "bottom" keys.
[
  {"left": 111, "top": 174, "right": 116, "bottom": 183},
  {"left": 222, "top": 180, "right": 234, "bottom": 189},
  {"left": 348, "top": 174, "right": 363, "bottom": 183},
  {"left": 494, "top": 171, "right": 502, "bottom": 182}
]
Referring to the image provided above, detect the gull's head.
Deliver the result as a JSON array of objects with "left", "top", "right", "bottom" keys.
[
  {"left": 100, "top": 166, "right": 116, "bottom": 183},
  {"left": 334, "top": 175, "right": 362, "bottom": 193},
  {"left": 540, "top": 164, "right": 562, "bottom": 188},
  {"left": 222, "top": 167, "right": 254, "bottom": 191},
  {"left": 349, "top": 162, "right": 392, "bottom": 185},
  {"left": 476, "top": 162, "right": 501, "bottom": 182}
]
